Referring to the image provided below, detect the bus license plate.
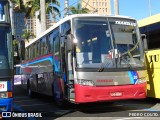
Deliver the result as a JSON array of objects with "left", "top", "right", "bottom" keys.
[{"left": 110, "top": 92, "right": 122, "bottom": 97}]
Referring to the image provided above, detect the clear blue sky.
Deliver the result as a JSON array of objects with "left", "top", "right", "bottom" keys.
[{"left": 57, "top": 0, "right": 160, "bottom": 20}]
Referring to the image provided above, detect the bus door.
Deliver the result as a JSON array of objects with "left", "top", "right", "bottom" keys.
[
  {"left": 65, "top": 35, "right": 75, "bottom": 102},
  {"left": 51, "top": 28, "right": 65, "bottom": 104},
  {"left": 60, "top": 21, "right": 75, "bottom": 102}
]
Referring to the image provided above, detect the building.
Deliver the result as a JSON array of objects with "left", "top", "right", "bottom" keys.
[
  {"left": 25, "top": 13, "right": 54, "bottom": 40},
  {"left": 81, "top": 0, "right": 111, "bottom": 15},
  {"left": 12, "top": 0, "right": 55, "bottom": 42}
]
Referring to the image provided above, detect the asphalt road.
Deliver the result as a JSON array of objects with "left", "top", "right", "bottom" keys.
[{"left": 7, "top": 85, "right": 160, "bottom": 120}]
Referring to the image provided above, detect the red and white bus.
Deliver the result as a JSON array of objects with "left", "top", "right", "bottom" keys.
[{"left": 20, "top": 14, "right": 147, "bottom": 105}]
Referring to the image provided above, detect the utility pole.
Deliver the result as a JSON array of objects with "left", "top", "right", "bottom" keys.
[
  {"left": 114, "top": 0, "right": 119, "bottom": 15},
  {"left": 9, "top": 0, "right": 15, "bottom": 35},
  {"left": 64, "top": 0, "right": 69, "bottom": 17},
  {"left": 40, "top": 0, "right": 46, "bottom": 33},
  {"left": 148, "top": 0, "right": 152, "bottom": 16}
]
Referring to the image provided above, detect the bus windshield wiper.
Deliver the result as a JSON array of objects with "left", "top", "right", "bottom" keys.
[
  {"left": 97, "top": 58, "right": 113, "bottom": 72},
  {"left": 118, "top": 55, "right": 133, "bottom": 69},
  {"left": 98, "top": 49, "right": 133, "bottom": 72}
]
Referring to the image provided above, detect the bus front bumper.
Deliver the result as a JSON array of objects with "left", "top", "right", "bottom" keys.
[
  {"left": 74, "top": 83, "right": 146, "bottom": 103},
  {"left": 0, "top": 98, "right": 13, "bottom": 112}
]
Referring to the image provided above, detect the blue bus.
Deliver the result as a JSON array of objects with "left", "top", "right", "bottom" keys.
[{"left": 0, "top": 0, "right": 13, "bottom": 112}]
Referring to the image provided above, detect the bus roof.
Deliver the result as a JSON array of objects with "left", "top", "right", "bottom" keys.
[
  {"left": 138, "top": 14, "right": 160, "bottom": 27},
  {"left": 25, "top": 14, "right": 135, "bottom": 48}
]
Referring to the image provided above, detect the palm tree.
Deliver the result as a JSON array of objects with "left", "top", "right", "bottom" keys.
[
  {"left": 25, "top": 0, "right": 60, "bottom": 19},
  {"left": 24, "top": 0, "right": 40, "bottom": 18},
  {"left": 70, "top": 3, "right": 90, "bottom": 14},
  {"left": 21, "top": 29, "right": 35, "bottom": 42},
  {"left": 11, "top": 0, "right": 26, "bottom": 12},
  {"left": 46, "top": 0, "right": 61, "bottom": 18}
]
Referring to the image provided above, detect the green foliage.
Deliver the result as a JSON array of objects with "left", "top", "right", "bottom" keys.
[
  {"left": 21, "top": 29, "right": 35, "bottom": 42},
  {"left": 70, "top": 3, "right": 90, "bottom": 14},
  {"left": 11, "top": 0, "right": 26, "bottom": 12},
  {"left": 11, "top": 0, "right": 61, "bottom": 19},
  {"left": 25, "top": 0, "right": 61, "bottom": 18}
]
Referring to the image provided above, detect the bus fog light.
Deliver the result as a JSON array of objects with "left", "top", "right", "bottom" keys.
[
  {"left": 135, "top": 78, "right": 146, "bottom": 84},
  {"left": 78, "top": 80, "right": 95, "bottom": 86}
]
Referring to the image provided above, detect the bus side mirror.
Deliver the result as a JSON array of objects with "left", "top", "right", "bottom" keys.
[
  {"left": 18, "top": 40, "right": 25, "bottom": 60},
  {"left": 141, "top": 34, "right": 148, "bottom": 51},
  {"left": 66, "top": 34, "right": 73, "bottom": 51},
  {"left": 12, "top": 35, "right": 15, "bottom": 40}
]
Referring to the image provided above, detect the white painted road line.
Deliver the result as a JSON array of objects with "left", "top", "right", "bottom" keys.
[{"left": 113, "top": 117, "right": 143, "bottom": 120}]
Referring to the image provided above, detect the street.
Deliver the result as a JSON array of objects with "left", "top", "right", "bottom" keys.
[{"left": 10, "top": 85, "right": 160, "bottom": 120}]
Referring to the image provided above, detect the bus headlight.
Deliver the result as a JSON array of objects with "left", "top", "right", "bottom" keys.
[
  {"left": 78, "top": 79, "right": 95, "bottom": 86},
  {"left": 135, "top": 78, "right": 146, "bottom": 84},
  {"left": 0, "top": 92, "right": 12, "bottom": 98}
]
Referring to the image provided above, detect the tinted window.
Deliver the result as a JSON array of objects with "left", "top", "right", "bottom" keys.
[
  {"left": 49, "top": 27, "right": 59, "bottom": 52},
  {"left": 0, "top": 27, "right": 12, "bottom": 69},
  {"left": 41, "top": 37, "right": 47, "bottom": 55}
]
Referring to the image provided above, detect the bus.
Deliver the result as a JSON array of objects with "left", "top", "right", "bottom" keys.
[
  {"left": 20, "top": 14, "right": 147, "bottom": 105},
  {"left": 0, "top": 0, "right": 13, "bottom": 111},
  {"left": 14, "top": 64, "right": 22, "bottom": 85},
  {"left": 138, "top": 14, "right": 160, "bottom": 99}
]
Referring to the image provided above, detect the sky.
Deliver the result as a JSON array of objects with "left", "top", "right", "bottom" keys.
[{"left": 57, "top": 0, "right": 160, "bottom": 20}]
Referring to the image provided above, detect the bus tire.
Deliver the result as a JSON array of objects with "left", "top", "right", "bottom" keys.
[{"left": 27, "top": 80, "right": 34, "bottom": 98}]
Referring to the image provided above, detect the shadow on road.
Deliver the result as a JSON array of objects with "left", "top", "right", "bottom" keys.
[{"left": 13, "top": 85, "right": 159, "bottom": 119}]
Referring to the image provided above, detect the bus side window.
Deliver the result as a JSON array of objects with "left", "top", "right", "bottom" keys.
[
  {"left": 49, "top": 33, "right": 54, "bottom": 52},
  {"left": 49, "top": 27, "right": 59, "bottom": 53},
  {"left": 53, "top": 35, "right": 60, "bottom": 60},
  {"left": 46, "top": 34, "right": 50, "bottom": 53},
  {"left": 41, "top": 37, "right": 47, "bottom": 55},
  {"left": 28, "top": 46, "right": 31, "bottom": 60},
  {"left": 25, "top": 48, "right": 28, "bottom": 60},
  {"left": 33, "top": 43, "right": 36, "bottom": 58},
  {"left": 38, "top": 40, "right": 41, "bottom": 56}
]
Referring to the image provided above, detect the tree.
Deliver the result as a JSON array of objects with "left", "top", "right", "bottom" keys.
[
  {"left": 70, "top": 3, "right": 90, "bottom": 14},
  {"left": 11, "top": 0, "right": 26, "bottom": 12},
  {"left": 46, "top": 0, "right": 61, "bottom": 18},
  {"left": 21, "top": 30, "right": 35, "bottom": 42},
  {"left": 25, "top": 0, "right": 60, "bottom": 19},
  {"left": 24, "top": 0, "right": 40, "bottom": 18}
]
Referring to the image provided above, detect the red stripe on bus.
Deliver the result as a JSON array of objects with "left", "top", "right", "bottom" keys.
[{"left": 22, "top": 53, "right": 53, "bottom": 64}]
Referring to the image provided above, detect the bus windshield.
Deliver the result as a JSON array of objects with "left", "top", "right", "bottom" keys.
[
  {"left": 0, "top": 2, "right": 5, "bottom": 21},
  {"left": 74, "top": 17, "right": 144, "bottom": 68},
  {"left": 109, "top": 18, "right": 144, "bottom": 68},
  {"left": 0, "top": 27, "right": 12, "bottom": 70}
]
